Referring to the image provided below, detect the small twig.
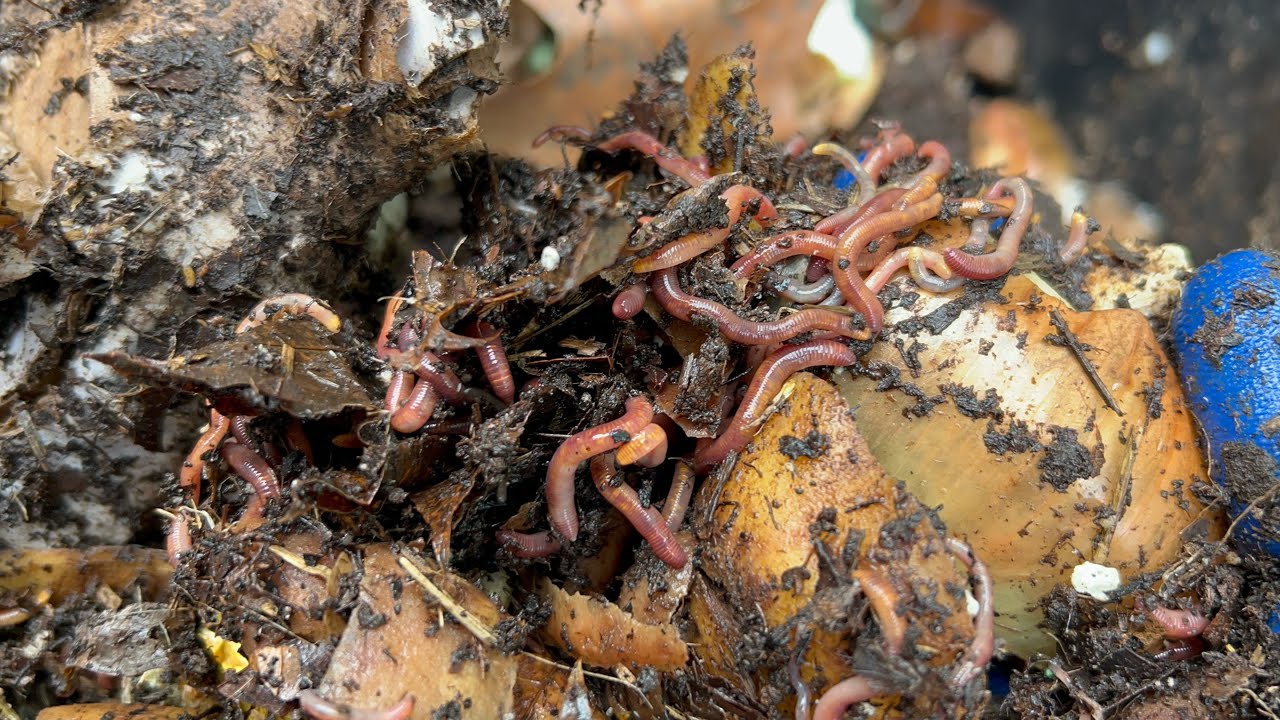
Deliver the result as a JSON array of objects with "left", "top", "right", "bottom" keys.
[
  {"left": 519, "top": 651, "right": 651, "bottom": 706},
  {"left": 1241, "top": 688, "right": 1280, "bottom": 720},
  {"left": 268, "top": 545, "right": 334, "bottom": 581},
  {"left": 1048, "top": 662, "right": 1104, "bottom": 720},
  {"left": 397, "top": 553, "right": 496, "bottom": 646},
  {"left": 511, "top": 295, "right": 597, "bottom": 348},
  {"left": 19, "top": 0, "right": 55, "bottom": 15},
  {"left": 1100, "top": 666, "right": 1178, "bottom": 715},
  {"left": 122, "top": 203, "right": 168, "bottom": 242},
  {"left": 1164, "top": 479, "right": 1280, "bottom": 584},
  {"left": 524, "top": 355, "right": 611, "bottom": 367},
  {"left": 1047, "top": 308, "right": 1124, "bottom": 416}
]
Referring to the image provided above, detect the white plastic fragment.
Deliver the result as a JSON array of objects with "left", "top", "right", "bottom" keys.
[
  {"left": 1071, "top": 561, "right": 1121, "bottom": 601},
  {"left": 539, "top": 245, "right": 561, "bottom": 271},
  {"left": 1141, "top": 31, "right": 1174, "bottom": 66}
]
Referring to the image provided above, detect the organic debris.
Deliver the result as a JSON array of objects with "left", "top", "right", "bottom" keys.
[{"left": 3, "top": 15, "right": 1279, "bottom": 720}]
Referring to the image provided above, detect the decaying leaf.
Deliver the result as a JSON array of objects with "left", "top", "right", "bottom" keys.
[
  {"left": 317, "top": 545, "right": 517, "bottom": 719},
  {"left": 695, "top": 372, "right": 976, "bottom": 716},
  {"left": 837, "top": 275, "right": 1223, "bottom": 656},
  {"left": 537, "top": 578, "right": 689, "bottom": 672},
  {"left": 91, "top": 318, "right": 374, "bottom": 419}
]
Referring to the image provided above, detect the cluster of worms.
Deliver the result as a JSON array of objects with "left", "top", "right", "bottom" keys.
[
  {"left": 499, "top": 123, "right": 1091, "bottom": 562},
  {"left": 166, "top": 294, "right": 341, "bottom": 566},
  {"left": 164, "top": 123, "right": 1092, "bottom": 716}
]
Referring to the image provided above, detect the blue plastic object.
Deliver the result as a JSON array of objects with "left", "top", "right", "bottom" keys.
[
  {"left": 832, "top": 169, "right": 855, "bottom": 192},
  {"left": 831, "top": 150, "right": 869, "bottom": 192},
  {"left": 1171, "top": 248, "right": 1280, "bottom": 558}
]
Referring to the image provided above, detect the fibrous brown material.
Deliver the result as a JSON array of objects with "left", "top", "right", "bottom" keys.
[{"left": 0, "top": 0, "right": 504, "bottom": 547}]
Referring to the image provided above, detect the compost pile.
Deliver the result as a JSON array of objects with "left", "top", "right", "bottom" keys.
[{"left": 5, "top": 31, "right": 1280, "bottom": 720}]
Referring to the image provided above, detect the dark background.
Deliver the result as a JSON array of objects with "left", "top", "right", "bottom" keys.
[{"left": 987, "top": 0, "right": 1280, "bottom": 261}]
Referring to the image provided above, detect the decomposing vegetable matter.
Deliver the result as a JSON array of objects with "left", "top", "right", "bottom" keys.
[{"left": 2, "top": 33, "right": 1243, "bottom": 720}]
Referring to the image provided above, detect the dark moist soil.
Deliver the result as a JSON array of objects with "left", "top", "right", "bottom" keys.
[{"left": 6, "top": 6, "right": 1280, "bottom": 719}]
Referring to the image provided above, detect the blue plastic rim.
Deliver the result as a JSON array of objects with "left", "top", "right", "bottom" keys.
[{"left": 1171, "top": 248, "right": 1280, "bottom": 558}]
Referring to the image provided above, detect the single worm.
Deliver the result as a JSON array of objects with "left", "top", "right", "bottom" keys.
[
  {"left": 384, "top": 370, "right": 415, "bottom": 413},
  {"left": 594, "top": 130, "right": 712, "bottom": 187},
  {"left": 298, "top": 690, "right": 415, "bottom": 720},
  {"left": 615, "top": 423, "right": 668, "bottom": 467},
  {"left": 179, "top": 410, "right": 230, "bottom": 501},
  {"left": 907, "top": 140, "right": 952, "bottom": 188},
  {"left": 384, "top": 312, "right": 421, "bottom": 414},
  {"left": 778, "top": 275, "right": 835, "bottom": 304},
  {"left": 947, "top": 196, "right": 1014, "bottom": 219},
  {"left": 651, "top": 268, "right": 869, "bottom": 345},
  {"left": 812, "top": 141, "right": 876, "bottom": 207},
  {"left": 390, "top": 380, "right": 439, "bottom": 434},
  {"left": 964, "top": 217, "right": 993, "bottom": 252},
  {"left": 166, "top": 512, "right": 193, "bottom": 567},
  {"left": 236, "top": 293, "right": 341, "bottom": 334},
  {"left": 731, "top": 230, "right": 840, "bottom": 279},
  {"left": 221, "top": 441, "right": 281, "bottom": 501},
  {"left": 546, "top": 396, "right": 655, "bottom": 541},
  {"left": 468, "top": 319, "right": 515, "bottom": 405},
  {"left": 832, "top": 193, "right": 944, "bottom": 333},
  {"left": 943, "top": 177, "right": 1033, "bottom": 280},
  {"left": 229, "top": 414, "right": 254, "bottom": 447},
  {"left": 852, "top": 567, "right": 907, "bottom": 656},
  {"left": 229, "top": 415, "right": 280, "bottom": 466},
  {"left": 1146, "top": 604, "right": 1209, "bottom": 640},
  {"left": 788, "top": 631, "right": 813, "bottom": 720},
  {"left": 531, "top": 124, "right": 591, "bottom": 148},
  {"left": 633, "top": 184, "right": 777, "bottom": 273},
  {"left": 694, "top": 340, "right": 858, "bottom": 470},
  {"left": 865, "top": 247, "right": 959, "bottom": 294},
  {"left": 1152, "top": 637, "right": 1205, "bottom": 663},
  {"left": 413, "top": 352, "right": 468, "bottom": 405},
  {"left": 662, "top": 461, "right": 695, "bottom": 529},
  {"left": 0, "top": 607, "right": 33, "bottom": 628},
  {"left": 813, "top": 187, "right": 907, "bottom": 237},
  {"left": 908, "top": 247, "right": 965, "bottom": 293},
  {"left": 612, "top": 282, "right": 649, "bottom": 319},
  {"left": 374, "top": 292, "right": 407, "bottom": 359},
  {"left": 1059, "top": 209, "right": 1093, "bottom": 263},
  {"left": 812, "top": 675, "right": 886, "bottom": 720},
  {"left": 806, "top": 257, "right": 830, "bottom": 282},
  {"left": 862, "top": 129, "right": 917, "bottom": 181},
  {"left": 496, "top": 529, "right": 563, "bottom": 558},
  {"left": 946, "top": 536, "right": 995, "bottom": 688},
  {"left": 590, "top": 454, "right": 688, "bottom": 568}
]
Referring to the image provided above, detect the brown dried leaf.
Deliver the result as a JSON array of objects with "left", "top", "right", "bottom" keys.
[
  {"left": 318, "top": 545, "right": 516, "bottom": 718},
  {"left": 91, "top": 317, "right": 373, "bottom": 419},
  {"left": 536, "top": 578, "right": 688, "bottom": 671},
  {"left": 411, "top": 474, "right": 476, "bottom": 567},
  {"left": 837, "top": 275, "right": 1224, "bottom": 657}
]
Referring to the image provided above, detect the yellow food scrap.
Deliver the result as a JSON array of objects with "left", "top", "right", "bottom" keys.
[{"left": 197, "top": 627, "right": 249, "bottom": 673}]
